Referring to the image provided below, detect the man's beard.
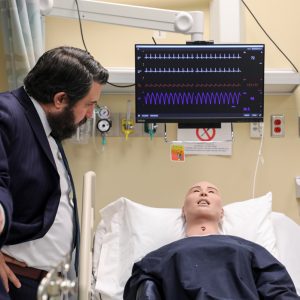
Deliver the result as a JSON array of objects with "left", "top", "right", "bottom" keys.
[{"left": 47, "top": 105, "right": 87, "bottom": 142}]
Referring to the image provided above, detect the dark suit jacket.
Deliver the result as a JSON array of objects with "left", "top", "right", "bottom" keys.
[{"left": 0, "top": 87, "right": 77, "bottom": 247}]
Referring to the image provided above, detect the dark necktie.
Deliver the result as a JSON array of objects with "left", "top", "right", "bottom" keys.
[{"left": 51, "top": 134, "right": 80, "bottom": 275}]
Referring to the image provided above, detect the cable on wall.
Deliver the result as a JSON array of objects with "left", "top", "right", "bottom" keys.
[
  {"left": 252, "top": 124, "right": 265, "bottom": 198},
  {"left": 74, "top": 0, "right": 88, "bottom": 52},
  {"left": 74, "top": 0, "right": 135, "bottom": 89},
  {"left": 241, "top": 0, "right": 299, "bottom": 73}
]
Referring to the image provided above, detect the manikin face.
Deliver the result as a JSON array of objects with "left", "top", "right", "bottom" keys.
[
  {"left": 48, "top": 82, "right": 102, "bottom": 141},
  {"left": 183, "top": 181, "right": 224, "bottom": 223}
]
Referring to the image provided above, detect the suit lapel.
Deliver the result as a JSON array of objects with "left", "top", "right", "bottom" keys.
[{"left": 11, "top": 87, "right": 57, "bottom": 170}]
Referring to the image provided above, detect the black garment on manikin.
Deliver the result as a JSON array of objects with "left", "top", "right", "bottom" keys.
[{"left": 124, "top": 235, "right": 299, "bottom": 300}]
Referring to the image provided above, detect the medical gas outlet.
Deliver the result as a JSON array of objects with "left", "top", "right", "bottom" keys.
[
  {"left": 96, "top": 106, "right": 112, "bottom": 134},
  {"left": 122, "top": 100, "right": 135, "bottom": 140},
  {"left": 144, "top": 123, "right": 158, "bottom": 140},
  {"left": 121, "top": 119, "right": 134, "bottom": 140},
  {"left": 97, "top": 119, "right": 112, "bottom": 133},
  {"left": 271, "top": 115, "right": 285, "bottom": 137},
  {"left": 96, "top": 106, "right": 112, "bottom": 145}
]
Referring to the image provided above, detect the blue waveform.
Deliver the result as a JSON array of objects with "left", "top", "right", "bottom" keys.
[
  {"left": 144, "top": 92, "right": 241, "bottom": 105},
  {"left": 144, "top": 53, "right": 242, "bottom": 60}
]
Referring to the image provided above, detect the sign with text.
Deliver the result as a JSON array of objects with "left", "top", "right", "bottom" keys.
[{"left": 177, "top": 123, "right": 233, "bottom": 156}]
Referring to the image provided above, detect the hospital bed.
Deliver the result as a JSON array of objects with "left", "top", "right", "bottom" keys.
[
  {"left": 89, "top": 177, "right": 300, "bottom": 300},
  {"left": 38, "top": 171, "right": 300, "bottom": 299}
]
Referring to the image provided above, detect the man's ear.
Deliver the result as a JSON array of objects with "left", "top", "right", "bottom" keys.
[{"left": 53, "top": 92, "right": 68, "bottom": 109}]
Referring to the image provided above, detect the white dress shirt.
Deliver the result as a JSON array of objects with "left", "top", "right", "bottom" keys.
[{"left": 2, "top": 97, "right": 74, "bottom": 271}]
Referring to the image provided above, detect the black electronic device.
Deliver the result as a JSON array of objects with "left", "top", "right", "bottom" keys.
[{"left": 135, "top": 44, "right": 264, "bottom": 127}]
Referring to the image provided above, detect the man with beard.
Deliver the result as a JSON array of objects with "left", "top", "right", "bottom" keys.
[{"left": 0, "top": 46, "right": 108, "bottom": 299}]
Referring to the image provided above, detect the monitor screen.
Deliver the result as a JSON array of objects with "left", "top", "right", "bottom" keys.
[{"left": 135, "top": 44, "right": 264, "bottom": 125}]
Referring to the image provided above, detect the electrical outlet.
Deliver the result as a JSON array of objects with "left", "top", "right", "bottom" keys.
[
  {"left": 271, "top": 115, "right": 285, "bottom": 137},
  {"left": 250, "top": 122, "right": 263, "bottom": 138}
]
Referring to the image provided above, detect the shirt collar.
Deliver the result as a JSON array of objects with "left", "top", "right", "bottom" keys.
[{"left": 25, "top": 89, "right": 52, "bottom": 137}]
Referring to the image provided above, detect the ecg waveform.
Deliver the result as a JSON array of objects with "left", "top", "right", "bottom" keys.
[
  {"left": 143, "top": 83, "right": 241, "bottom": 88},
  {"left": 142, "top": 53, "right": 242, "bottom": 60},
  {"left": 144, "top": 92, "right": 241, "bottom": 106},
  {"left": 142, "top": 67, "right": 241, "bottom": 73}
]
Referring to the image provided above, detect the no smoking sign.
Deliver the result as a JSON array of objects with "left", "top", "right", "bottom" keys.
[{"left": 196, "top": 128, "right": 216, "bottom": 141}]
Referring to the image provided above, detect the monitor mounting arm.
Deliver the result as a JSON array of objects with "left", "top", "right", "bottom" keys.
[{"left": 41, "top": 0, "right": 204, "bottom": 42}]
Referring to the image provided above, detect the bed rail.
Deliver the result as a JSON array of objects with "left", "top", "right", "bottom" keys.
[
  {"left": 79, "top": 170, "right": 96, "bottom": 300},
  {"left": 37, "top": 171, "right": 96, "bottom": 299}
]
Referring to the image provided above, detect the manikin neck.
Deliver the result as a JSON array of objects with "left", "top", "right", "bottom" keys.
[{"left": 185, "top": 221, "right": 220, "bottom": 237}]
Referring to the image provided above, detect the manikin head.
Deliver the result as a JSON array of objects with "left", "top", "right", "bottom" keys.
[{"left": 182, "top": 181, "right": 224, "bottom": 236}]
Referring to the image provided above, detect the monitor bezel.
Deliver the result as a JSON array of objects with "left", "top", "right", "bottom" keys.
[{"left": 135, "top": 43, "right": 265, "bottom": 125}]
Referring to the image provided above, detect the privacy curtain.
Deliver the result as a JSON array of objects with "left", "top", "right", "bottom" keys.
[{"left": 0, "top": 0, "right": 44, "bottom": 89}]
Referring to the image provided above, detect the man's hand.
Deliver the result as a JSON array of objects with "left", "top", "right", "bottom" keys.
[{"left": 0, "top": 252, "right": 26, "bottom": 292}]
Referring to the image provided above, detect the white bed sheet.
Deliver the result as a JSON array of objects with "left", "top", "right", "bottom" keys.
[{"left": 272, "top": 212, "right": 300, "bottom": 294}]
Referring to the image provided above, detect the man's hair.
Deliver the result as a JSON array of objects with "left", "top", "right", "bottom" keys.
[{"left": 24, "top": 46, "right": 109, "bottom": 106}]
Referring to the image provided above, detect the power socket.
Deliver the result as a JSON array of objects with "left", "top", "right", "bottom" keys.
[
  {"left": 271, "top": 115, "right": 285, "bottom": 137},
  {"left": 250, "top": 122, "right": 263, "bottom": 138}
]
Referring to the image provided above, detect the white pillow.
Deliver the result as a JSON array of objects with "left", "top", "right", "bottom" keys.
[
  {"left": 222, "top": 192, "right": 278, "bottom": 257},
  {"left": 94, "top": 192, "right": 277, "bottom": 300}
]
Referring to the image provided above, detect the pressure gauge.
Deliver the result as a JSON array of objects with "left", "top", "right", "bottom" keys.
[
  {"left": 98, "top": 106, "right": 110, "bottom": 119},
  {"left": 97, "top": 119, "right": 112, "bottom": 133}
]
